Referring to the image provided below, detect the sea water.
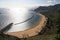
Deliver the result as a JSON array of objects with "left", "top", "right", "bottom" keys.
[{"left": 0, "top": 8, "right": 41, "bottom": 32}]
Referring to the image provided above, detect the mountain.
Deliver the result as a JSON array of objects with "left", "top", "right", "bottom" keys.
[{"left": 35, "top": 4, "right": 60, "bottom": 13}]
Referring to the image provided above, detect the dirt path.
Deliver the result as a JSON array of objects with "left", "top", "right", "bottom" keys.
[{"left": 4, "top": 14, "right": 47, "bottom": 38}]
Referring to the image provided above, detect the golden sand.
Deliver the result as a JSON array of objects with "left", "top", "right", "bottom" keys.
[{"left": 4, "top": 14, "right": 47, "bottom": 38}]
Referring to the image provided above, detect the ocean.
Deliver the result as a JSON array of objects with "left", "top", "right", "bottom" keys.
[{"left": 0, "top": 8, "right": 41, "bottom": 32}]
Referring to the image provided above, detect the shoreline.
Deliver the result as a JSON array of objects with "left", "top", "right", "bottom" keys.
[{"left": 4, "top": 13, "right": 47, "bottom": 38}]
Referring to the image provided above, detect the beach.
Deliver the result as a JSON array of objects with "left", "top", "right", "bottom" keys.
[{"left": 4, "top": 13, "right": 47, "bottom": 38}]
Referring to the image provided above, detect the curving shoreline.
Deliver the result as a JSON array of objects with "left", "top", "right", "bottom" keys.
[{"left": 4, "top": 13, "right": 47, "bottom": 38}]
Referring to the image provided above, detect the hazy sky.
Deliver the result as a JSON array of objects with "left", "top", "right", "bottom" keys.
[{"left": 0, "top": 0, "right": 60, "bottom": 8}]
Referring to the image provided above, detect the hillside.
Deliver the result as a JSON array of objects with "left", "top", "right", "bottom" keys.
[{"left": 34, "top": 4, "right": 60, "bottom": 40}]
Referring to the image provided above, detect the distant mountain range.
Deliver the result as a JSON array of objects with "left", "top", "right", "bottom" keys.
[{"left": 35, "top": 4, "right": 60, "bottom": 13}]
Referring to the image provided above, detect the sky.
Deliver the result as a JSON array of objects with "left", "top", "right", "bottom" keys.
[{"left": 0, "top": 0, "right": 60, "bottom": 8}]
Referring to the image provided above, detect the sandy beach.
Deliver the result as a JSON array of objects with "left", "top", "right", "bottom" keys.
[{"left": 4, "top": 13, "right": 47, "bottom": 38}]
